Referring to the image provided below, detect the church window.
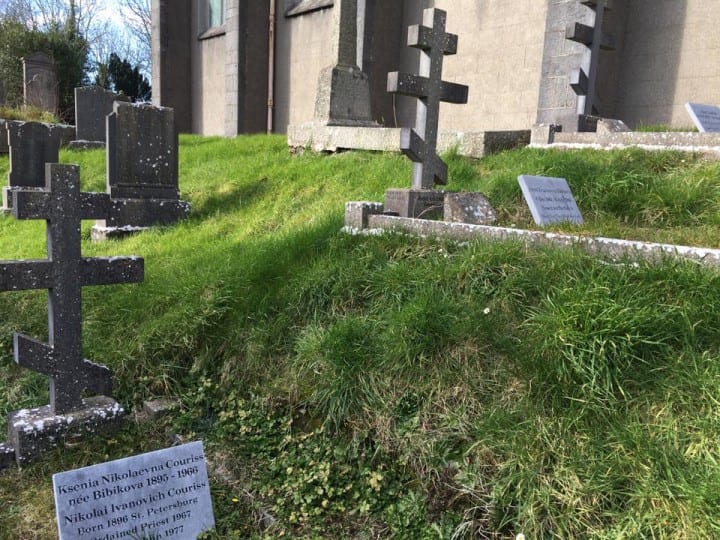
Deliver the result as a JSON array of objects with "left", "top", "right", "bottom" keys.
[{"left": 209, "top": 0, "right": 225, "bottom": 28}]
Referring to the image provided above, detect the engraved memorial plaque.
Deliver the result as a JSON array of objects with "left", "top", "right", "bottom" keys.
[
  {"left": 518, "top": 174, "right": 584, "bottom": 226},
  {"left": 53, "top": 441, "right": 215, "bottom": 540}
]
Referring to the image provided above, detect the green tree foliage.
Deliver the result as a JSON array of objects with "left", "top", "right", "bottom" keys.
[
  {"left": 95, "top": 53, "right": 151, "bottom": 102},
  {"left": 0, "top": 16, "right": 88, "bottom": 122}
]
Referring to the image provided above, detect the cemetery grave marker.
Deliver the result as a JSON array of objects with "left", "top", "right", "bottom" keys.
[
  {"left": 3, "top": 121, "right": 61, "bottom": 210},
  {"left": 518, "top": 174, "right": 584, "bottom": 226},
  {"left": 0, "top": 163, "right": 144, "bottom": 465},
  {"left": 72, "top": 86, "right": 130, "bottom": 148},
  {"left": 385, "top": 8, "right": 468, "bottom": 218},
  {"left": 53, "top": 441, "right": 215, "bottom": 540},
  {"left": 685, "top": 102, "right": 720, "bottom": 133},
  {"left": 444, "top": 192, "right": 496, "bottom": 225},
  {"left": 23, "top": 52, "right": 59, "bottom": 114},
  {"left": 93, "top": 101, "right": 190, "bottom": 239}
]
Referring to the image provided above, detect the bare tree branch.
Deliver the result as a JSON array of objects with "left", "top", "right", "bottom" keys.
[{"left": 117, "top": 0, "right": 150, "bottom": 73}]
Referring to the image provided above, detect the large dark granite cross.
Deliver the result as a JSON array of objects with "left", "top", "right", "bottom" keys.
[
  {"left": 387, "top": 8, "right": 468, "bottom": 190},
  {"left": 0, "top": 164, "right": 144, "bottom": 415}
]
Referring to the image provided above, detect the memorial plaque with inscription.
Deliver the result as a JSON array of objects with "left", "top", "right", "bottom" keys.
[
  {"left": 685, "top": 102, "right": 720, "bottom": 133},
  {"left": 518, "top": 175, "right": 584, "bottom": 226},
  {"left": 53, "top": 441, "right": 214, "bottom": 540}
]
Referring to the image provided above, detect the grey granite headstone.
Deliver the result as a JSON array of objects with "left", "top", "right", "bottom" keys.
[
  {"left": 73, "top": 86, "right": 130, "bottom": 145},
  {"left": 0, "top": 163, "right": 144, "bottom": 465},
  {"left": 53, "top": 441, "right": 215, "bottom": 540},
  {"left": 107, "top": 102, "right": 178, "bottom": 200},
  {"left": 518, "top": 174, "right": 584, "bottom": 226},
  {"left": 685, "top": 103, "right": 720, "bottom": 133},
  {"left": 444, "top": 192, "right": 497, "bottom": 225},
  {"left": 23, "top": 52, "right": 58, "bottom": 114},
  {"left": 3, "top": 121, "right": 62, "bottom": 210},
  {"left": 95, "top": 101, "right": 190, "bottom": 238}
]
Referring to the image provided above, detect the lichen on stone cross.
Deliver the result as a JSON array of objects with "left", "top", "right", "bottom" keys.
[
  {"left": 387, "top": 8, "right": 468, "bottom": 189},
  {"left": 0, "top": 163, "right": 144, "bottom": 415}
]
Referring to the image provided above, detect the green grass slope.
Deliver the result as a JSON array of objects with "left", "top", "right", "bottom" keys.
[{"left": 1, "top": 136, "right": 720, "bottom": 538}]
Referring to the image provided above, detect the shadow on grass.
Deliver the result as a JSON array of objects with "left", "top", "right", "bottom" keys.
[{"left": 189, "top": 177, "right": 271, "bottom": 221}]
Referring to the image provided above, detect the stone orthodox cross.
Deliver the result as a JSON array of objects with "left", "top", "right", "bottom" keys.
[
  {"left": 387, "top": 8, "right": 468, "bottom": 190},
  {"left": 566, "top": 0, "right": 615, "bottom": 115},
  {"left": 0, "top": 164, "right": 144, "bottom": 415}
]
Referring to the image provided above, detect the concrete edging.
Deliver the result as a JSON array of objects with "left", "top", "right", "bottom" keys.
[{"left": 345, "top": 202, "right": 720, "bottom": 268}]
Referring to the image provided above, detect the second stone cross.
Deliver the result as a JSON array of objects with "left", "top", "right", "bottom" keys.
[{"left": 385, "top": 8, "right": 468, "bottom": 218}]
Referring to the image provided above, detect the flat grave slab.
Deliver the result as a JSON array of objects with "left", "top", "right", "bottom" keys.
[
  {"left": 518, "top": 174, "right": 584, "bottom": 226},
  {"left": 685, "top": 102, "right": 720, "bottom": 133},
  {"left": 53, "top": 441, "right": 215, "bottom": 540}
]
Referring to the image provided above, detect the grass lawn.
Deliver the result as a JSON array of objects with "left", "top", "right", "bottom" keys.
[{"left": 1, "top": 136, "right": 720, "bottom": 538}]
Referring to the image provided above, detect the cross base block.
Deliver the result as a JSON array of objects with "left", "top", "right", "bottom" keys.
[
  {"left": 384, "top": 189, "right": 444, "bottom": 219},
  {"left": 7, "top": 396, "right": 125, "bottom": 466},
  {"left": 91, "top": 198, "right": 191, "bottom": 240}
]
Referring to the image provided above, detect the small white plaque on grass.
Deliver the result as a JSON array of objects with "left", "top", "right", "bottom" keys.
[
  {"left": 53, "top": 441, "right": 214, "bottom": 540},
  {"left": 685, "top": 102, "right": 720, "bottom": 132},
  {"left": 518, "top": 175, "right": 584, "bottom": 226}
]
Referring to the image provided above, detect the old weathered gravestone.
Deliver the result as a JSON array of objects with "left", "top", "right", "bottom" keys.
[
  {"left": 23, "top": 52, "right": 59, "bottom": 114},
  {"left": 2, "top": 121, "right": 61, "bottom": 210},
  {"left": 685, "top": 103, "right": 720, "bottom": 133},
  {"left": 0, "top": 163, "right": 144, "bottom": 466},
  {"left": 518, "top": 174, "right": 584, "bottom": 226},
  {"left": 72, "top": 86, "right": 130, "bottom": 148},
  {"left": 444, "top": 192, "right": 496, "bottom": 225},
  {"left": 385, "top": 8, "right": 468, "bottom": 218},
  {"left": 93, "top": 102, "right": 190, "bottom": 239}
]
